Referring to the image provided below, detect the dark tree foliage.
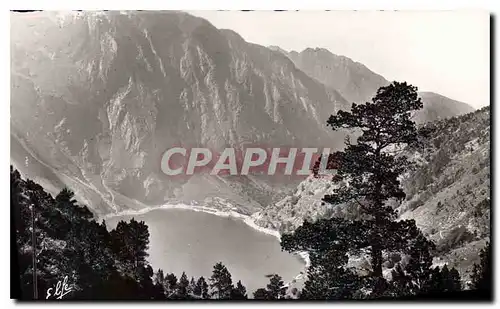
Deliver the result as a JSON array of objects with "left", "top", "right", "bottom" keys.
[
  {"left": 110, "top": 218, "right": 150, "bottom": 280},
  {"left": 301, "top": 253, "right": 362, "bottom": 299},
  {"left": 188, "top": 277, "right": 196, "bottom": 295},
  {"left": 401, "top": 231, "right": 436, "bottom": 294},
  {"left": 176, "top": 272, "right": 190, "bottom": 299},
  {"left": 10, "top": 166, "right": 165, "bottom": 300},
  {"left": 282, "top": 217, "right": 436, "bottom": 299},
  {"left": 324, "top": 82, "right": 424, "bottom": 278},
  {"left": 280, "top": 83, "right": 452, "bottom": 299},
  {"left": 164, "top": 273, "right": 178, "bottom": 297},
  {"left": 253, "top": 288, "right": 271, "bottom": 300},
  {"left": 470, "top": 243, "right": 491, "bottom": 292},
  {"left": 447, "top": 268, "right": 462, "bottom": 292},
  {"left": 438, "top": 265, "right": 461, "bottom": 292},
  {"left": 388, "top": 250, "right": 458, "bottom": 298},
  {"left": 282, "top": 218, "right": 363, "bottom": 299},
  {"left": 266, "top": 274, "right": 286, "bottom": 299},
  {"left": 230, "top": 280, "right": 248, "bottom": 299},
  {"left": 209, "top": 262, "right": 234, "bottom": 299},
  {"left": 153, "top": 269, "right": 165, "bottom": 287},
  {"left": 389, "top": 263, "right": 413, "bottom": 297},
  {"left": 194, "top": 276, "right": 209, "bottom": 299},
  {"left": 55, "top": 188, "right": 93, "bottom": 222},
  {"left": 252, "top": 274, "right": 288, "bottom": 300},
  {"left": 311, "top": 153, "right": 342, "bottom": 179},
  {"left": 12, "top": 167, "right": 255, "bottom": 301}
]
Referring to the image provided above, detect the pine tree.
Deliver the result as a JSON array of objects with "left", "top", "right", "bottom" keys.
[
  {"left": 188, "top": 277, "right": 196, "bottom": 295},
  {"left": 312, "top": 153, "right": 340, "bottom": 178},
  {"left": 282, "top": 218, "right": 363, "bottom": 299},
  {"left": 209, "top": 262, "right": 233, "bottom": 299},
  {"left": 427, "top": 266, "right": 444, "bottom": 293},
  {"left": 176, "top": 272, "right": 190, "bottom": 298},
  {"left": 324, "top": 81, "right": 424, "bottom": 279},
  {"left": 152, "top": 269, "right": 168, "bottom": 298},
  {"left": 11, "top": 167, "right": 168, "bottom": 300},
  {"left": 230, "top": 280, "right": 248, "bottom": 299},
  {"left": 401, "top": 230, "right": 435, "bottom": 294},
  {"left": 281, "top": 82, "right": 437, "bottom": 298},
  {"left": 388, "top": 229, "right": 438, "bottom": 298},
  {"left": 153, "top": 269, "right": 165, "bottom": 288},
  {"left": 110, "top": 218, "right": 150, "bottom": 280},
  {"left": 170, "top": 272, "right": 190, "bottom": 299},
  {"left": 301, "top": 262, "right": 361, "bottom": 299},
  {"left": 266, "top": 274, "right": 285, "bottom": 299},
  {"left": 445, "top": 267, "right": 462, "bottom": 292},
  {"left": 164, "top": 273, "right": 178, "bottom": 297},
  {"left": 470, "top": 243, "right": 491, "bottom": 292},
  {"left": 135, "top": 264, "right": 166, "bottom": 300},
  {"left": 253, "top": 288, "right": 270, "bottom": 300},
  {"left": 55, "top": 188, "right": 93, "bottom": 223},
  {"left": 194, "top": 276, "right": 209, "bottom": 299},
  {"left": 427, "top": 265, "right": 462, "bottom": 294},
  {"left": 389, "top": 263, "right": 413, "bottom": 297}
]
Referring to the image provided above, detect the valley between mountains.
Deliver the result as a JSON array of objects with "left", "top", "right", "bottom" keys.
[{"left": 11, "top": 10, "right": 489, "bottom": 287}]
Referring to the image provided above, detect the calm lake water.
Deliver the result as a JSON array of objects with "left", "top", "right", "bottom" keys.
[{"left": 105, "top": 208, "right": 305, "bottom": 294}]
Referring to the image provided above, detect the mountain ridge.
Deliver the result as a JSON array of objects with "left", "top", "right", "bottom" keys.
[
  {"left": 10, "top": 11, "right": 348, "bottom": 216},
  {"left": 11, "top": 10, "right": 477, "bottom": 218},
  {"left": 270, "top": 44, "right": 476, "bottom": 122}
]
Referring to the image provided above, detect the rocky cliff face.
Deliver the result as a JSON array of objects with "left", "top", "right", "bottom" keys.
[
  {"left": 11, "top": 11, "right": 349, "bottom": 215},
  {"left": 272, "top": 46, "right": 475, "bottom": 122},
  {"left": 10, "top": 11, "right": 479, "bottom": 222},
  {"left": 255, "top": 107, "right": 490, "bottom": 281}
]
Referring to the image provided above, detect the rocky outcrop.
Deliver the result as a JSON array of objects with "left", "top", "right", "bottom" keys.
[{"left": 11, "top": 11, "right": 349, "bottom": 215}]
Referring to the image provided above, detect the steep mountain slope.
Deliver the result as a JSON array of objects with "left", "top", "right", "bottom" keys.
[
  {"left": 282, "top": 47, "right": 388, "bottom": 104},
  {"left": 272, "top": 47, "right": 475, "bottom": 122},
  {"left": 255, "top": 107, "right": 490, "bottom": 280},
  {"left": 11, "top": 11, "right": 349, "bottom": 215},
  {"left": 398, "top": 106, "right": 490, "bottom": 278},
  {"left": 415, "top": 92, "right": 476, "bottom": 123}
]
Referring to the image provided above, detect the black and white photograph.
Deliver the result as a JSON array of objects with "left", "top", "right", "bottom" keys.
[{"left": 9, "top": 7, "right": 491, "bottom": 301}]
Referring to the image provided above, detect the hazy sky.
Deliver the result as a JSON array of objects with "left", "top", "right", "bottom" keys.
[{"left": 189, "top": 10, "right": 490, "bottom": 108}]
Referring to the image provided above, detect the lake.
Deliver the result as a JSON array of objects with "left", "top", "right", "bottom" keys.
[{"left": 104, "top": 208, "right": 305, "bottom": 295}]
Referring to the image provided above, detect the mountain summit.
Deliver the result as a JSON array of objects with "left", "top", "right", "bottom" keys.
[{"left": 286, "top": 47, "right": 388, "bottom": 104}]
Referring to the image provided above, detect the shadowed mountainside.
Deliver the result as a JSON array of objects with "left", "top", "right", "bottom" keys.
[{"left": 11, "top": 11, "right": 349, "bottom": 215}]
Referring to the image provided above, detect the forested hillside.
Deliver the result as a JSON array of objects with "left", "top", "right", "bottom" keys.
[
  {"left": 11, "top": 163, "right": 490, "bottom": 300},
  {"left": 274, "top": 83, "right": 491, "bottom": 300},
  {"left": 255, "top": 103, "right": 490, "bottom": 286},
  {"left": 11, "top": 166, "right": 252, "bottom": 300},
  {"left": 12, "top": 166, "right": 162, "bottom": 299},
  {"left": 11, "top": 106, "right": 491, "bottom": 300},
  {"left": 399, "top": 106, "right": 490, "bottom": 278}
]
